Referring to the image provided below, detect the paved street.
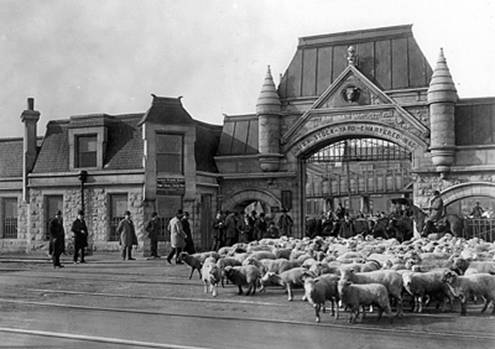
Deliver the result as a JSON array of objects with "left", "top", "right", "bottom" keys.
[{"left": 0, "top": 253, "right": 494, "bottom": 349}]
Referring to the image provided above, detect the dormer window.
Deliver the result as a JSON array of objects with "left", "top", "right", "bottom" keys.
[
  {"left": 68, "top": 124, "right": 107, "bottom": 171},
  {"left": 156, "top": 133, "right": 183, "bottom": 175},
  {"left": 76, "top": 134, "right": 97, "bottom": 168}
]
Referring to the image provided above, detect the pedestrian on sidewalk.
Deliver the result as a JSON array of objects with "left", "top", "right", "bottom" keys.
[
  {"left": 167, "top": 209, "right": 186, "bottom": 264},
  {"left": 182, "top": 211, "right": 195, "bottom": 254},
  {"left": 117, "top": 210, "right": 138, "bottom": 261},
  {"left": 145, "top": 211, "right": 161, "bottom": 258},
  {"left": 49, "top": 210, "right": 65, "bottom": 268},
  {"left": 71, "top": 209, "right": 88, "bottom": 264}
]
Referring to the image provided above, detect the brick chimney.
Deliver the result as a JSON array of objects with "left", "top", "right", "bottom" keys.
[{"left": 20, "top": 97, "right": 40, "bottom": 200}]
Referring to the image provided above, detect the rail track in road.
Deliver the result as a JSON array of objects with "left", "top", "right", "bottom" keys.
[{"left": 0, "top": 296, "right": 494, "bottom": 343}]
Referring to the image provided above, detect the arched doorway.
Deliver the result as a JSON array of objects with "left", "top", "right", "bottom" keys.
[
  {"left": 304, "top": 137, "right": 413, "bottom": 218},
  {"left": 442, "top": 182, "right": 495, "bottom": 241},
  {"left": 222, "top": 189, "right": 282, "bottom": 217}
]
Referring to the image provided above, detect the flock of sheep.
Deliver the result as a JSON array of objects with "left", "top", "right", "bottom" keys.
[{"left": 178, "top": 233, "right": 495, "bottom": 323}]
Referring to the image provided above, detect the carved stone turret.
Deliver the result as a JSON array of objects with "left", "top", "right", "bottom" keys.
[
  {"left": 256, "top": 66, "right": 282, "bottom": 172},
  {"left": 427, "top": 48, "right": 458, "bottom": 174}
]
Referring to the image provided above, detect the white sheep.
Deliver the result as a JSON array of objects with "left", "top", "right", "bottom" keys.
[
  {"left": 402, "top": 268, "right": 453, "bottom": 313},
  {"left": 201, "top": 259, "right": 222, "bottom": 297},
  {"left": 304, "top": 274, "right": 340, "bottom": 322},
  {"left": 340, "top": 268, "right": 403, "bottom": 316},
  {"left": 260, "top": 267, "right": 315, "bottom": 301},
  {"left": 338, "top": 279, "right": 392, "bottom": 323},
  {"left": 443, "top": 270, "right": 495, "bottom": 315}
]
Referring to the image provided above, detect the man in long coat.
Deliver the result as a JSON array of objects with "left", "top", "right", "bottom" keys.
[
  {"left": 278, "top": 209, "right": 294, "bottom": 236},
  {"left": 117, "top": 210, "right": 138, "bottom": 260},
  {"left": 211, "top": 211, "right": 225, "bottom": 250},
  {"left": 145, "top": 212, "right": 161, "bottom": 258},
  {"left": 167, "top": 209, "right": 186, "bottom": 264},
  {"left": 71, "top": 209, "right": 88, "bottom": 264},
  {"left": 182, "top": 211, "right": 195, "bottom": 254},
  {"left": 49, "top": 210, "right": 65, "bottom": 268},
  {"left": 224, "top": 211, "right": 238, "bottom": 246}
]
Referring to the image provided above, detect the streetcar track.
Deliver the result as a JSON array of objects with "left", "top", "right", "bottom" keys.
[
  {"left": 27, "top": 288, "right": 284, "bottom": 307},
  {"left": 0, "top": 298, "right": 494, "bottom": 342},
  {"left": 0, "top": 327, "right": 210, "bottom": 349},
  {"left": 0, "top": 271, "right": 204, "bottom": 287}
]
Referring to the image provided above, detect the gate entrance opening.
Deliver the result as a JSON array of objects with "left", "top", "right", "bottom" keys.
[{"left": 304, "top": 137, "right": 412, "bottom": 218}]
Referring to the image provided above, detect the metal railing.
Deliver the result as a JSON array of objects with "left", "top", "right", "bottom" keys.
[
  {"left": 463, "top": 218, "right": 495, "bottom": 242},
  {"left": 3, "top": 217, "right": 17, "bottom": 239}
]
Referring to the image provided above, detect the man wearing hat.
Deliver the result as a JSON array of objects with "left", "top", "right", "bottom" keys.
[
  {"left": 49, "top": 210, "right": 65, "bottom": 268},
  {"left": 117, "top": 210, "right": 138, "bottom": 260},
  {"left": 423, "top": 190, "right": 444, "bottom": 235},
  {"left": 167, "top": 209, "right": 185, "bottom": 264},
  {"left": 71, "top": 209, "right": 88, "bottom": 264},
  {"left": 145, "top": 211, "right": 161, "bottom": 258}
]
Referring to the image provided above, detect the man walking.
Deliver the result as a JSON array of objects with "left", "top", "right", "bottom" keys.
[
  {"left": 49, "top": 210, "right": 65, "bottom": 268},
  {"left": 117, "top": 210, "right": 138, "bottom": 260},
  {"left": 71, "top": 209, "right": 88, "bottom": 264},
  {"left": 145, "top": 212, "right": 161, "bottom": 258},
  {"left": 167, "top": 209, "right": 185, "bottom": 264},
  {"left": 182, "top": 211, "right": 195, "bottom": 254}
]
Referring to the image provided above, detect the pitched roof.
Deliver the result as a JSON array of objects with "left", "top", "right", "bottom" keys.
[
  {"left": 278, "top": 24, "right": 432, "bottom": 100},
  {"left": 194, "top": 120, "right": 222, "bottom": 172},
  {"left": 217, "top": 114, "right": 259, "bottom": 156},
  {"left": 32, "top": 114, "right": 144, "bottom": 173},
  {"left": 139, "top": 95, "right": 194, "bottom": 125},
  {"left": 0, "top": 138, "right": 23, "bottom": 178}
]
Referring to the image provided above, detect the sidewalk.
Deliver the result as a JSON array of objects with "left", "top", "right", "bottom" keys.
[{"left": 0, "top": 251, "right": 128, "bottom": 264}]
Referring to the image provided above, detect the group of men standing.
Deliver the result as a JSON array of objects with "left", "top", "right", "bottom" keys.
[
  {"left": 211, "top": 209, "right": 294, "bottom": 250},
  {"left": 48, "top": 209, "right": 88, "bottom": 268}
]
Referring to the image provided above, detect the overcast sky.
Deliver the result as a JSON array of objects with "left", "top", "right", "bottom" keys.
[{"left": 1, "top": 0, "right": 494, "bottom": 138}]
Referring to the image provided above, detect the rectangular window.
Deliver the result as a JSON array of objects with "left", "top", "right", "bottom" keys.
[
  {"left": 156, "top": 195, "right": 182, "bottom": 241},
  {"left": 109, "top": 194, "right": 128, "bottom": 241},
  {"left": 76, "top": 134, "right": 97, "bottom": 168},
  {"left": 3, "top": 198, "right": 17, "bottom": 239},
  {"left": 156, "top": 133, "right": 183, "bottom": 174},
  {"left": 45, "top": 195, "right": 63, "bottom": 239}
]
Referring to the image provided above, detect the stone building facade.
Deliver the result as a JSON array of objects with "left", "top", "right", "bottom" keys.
[{"left": 0, "top": 24, "right": 494, "bottom": 253}]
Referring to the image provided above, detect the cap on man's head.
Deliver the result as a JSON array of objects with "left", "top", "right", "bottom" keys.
[
  {"left": 56, "top": 210, "right": 62, "bottom": 216},
  {"left": 78, "top": 209, "right": 84, "bottom": 216},
  {"left": 124, "top": 210, "right": 131, "bottom": 216},
  {"left": 433, "top": 190, "right": 440, "bottom": 196},
  {"left": 151, "top": 212, "right": 158, "bottom": 217},
  {"left": 177, "top": 209, "right": 183, "bottom": 215}
]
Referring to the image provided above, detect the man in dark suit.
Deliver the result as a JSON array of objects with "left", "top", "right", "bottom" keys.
[
  {"left": 145, "top": 211, "right": 161, "bottom": 258},
  {"left": 49, "top": 210, "right": 65, "bottom": 268},
  {"left": 71, "top": 209, "right": 88, "bottom": 264}
]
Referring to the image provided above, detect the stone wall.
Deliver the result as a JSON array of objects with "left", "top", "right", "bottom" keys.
[
  {"left": 22, "top": 186, "right": 144, "bottom": 253},
  {"left": 414, "top": 172, "right": 495, "bottom": 209}
]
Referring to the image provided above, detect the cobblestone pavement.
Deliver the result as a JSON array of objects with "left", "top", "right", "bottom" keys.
[{"left": 0, "top": 253, "right": 494, "bottom": 349}]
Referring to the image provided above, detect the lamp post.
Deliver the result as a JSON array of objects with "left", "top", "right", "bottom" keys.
[{"left": 78, "top": 170, "right": 88, "bottom": 213}]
